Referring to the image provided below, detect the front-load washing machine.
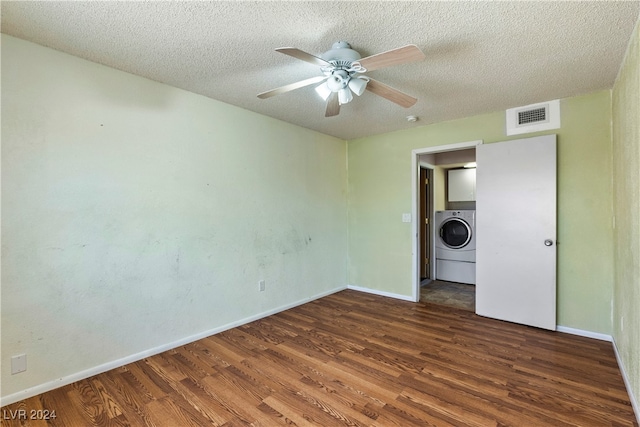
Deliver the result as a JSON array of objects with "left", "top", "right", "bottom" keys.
[{"left": 435, "top": 210, "right": 476, "bottom": 284}]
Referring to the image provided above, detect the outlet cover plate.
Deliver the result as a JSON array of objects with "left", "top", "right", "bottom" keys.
[{"left": 11, "top": 354, "right": 27, "bottom": 374}]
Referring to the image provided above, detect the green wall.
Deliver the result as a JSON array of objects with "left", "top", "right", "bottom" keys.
[
  {"left": 348, "top": 91, "right": 614, "bottom": 334},
  {"left": 1, "top": 35, "right": 348, "bottom": 402},
  {"left": 612, "top": 16, "right": 640, "bottom": 417}
]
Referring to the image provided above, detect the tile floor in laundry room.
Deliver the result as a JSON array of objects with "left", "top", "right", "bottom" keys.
[{"left": 420, "top": 279, "right": 475, "bottom": 311}]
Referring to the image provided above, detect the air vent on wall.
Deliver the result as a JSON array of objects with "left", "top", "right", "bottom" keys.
[
  {"left": 506, "top": 100, "right": 560, "bottom": 136},
  {"left": 518, "top": 107, "right": 546, "bottom": 124}
]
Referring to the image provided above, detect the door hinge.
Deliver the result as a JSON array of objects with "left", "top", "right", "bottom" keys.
[
  {"left": 425, "top": 257, "right": 429, "bottom": 264},
  {"left": 425, "top": 178, "right": 429, "bottom": 185},
  {"left": 425, "top": 218, "right": 429, "bottom": 225}
]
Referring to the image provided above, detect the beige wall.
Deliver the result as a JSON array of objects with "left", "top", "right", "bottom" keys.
[
  {"left": 348, "top": 91, "right": 614, "bottom": 334},
  {"left": 612, "top": 16, "right": 640, "bottom": 417},
  {"left": 1, "top": 35, "right": 348, "bottom": 402}
]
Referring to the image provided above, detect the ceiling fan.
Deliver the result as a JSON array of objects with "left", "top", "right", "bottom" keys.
[{"left": 257, "top": 41, "right": 426, "bottom": 117}]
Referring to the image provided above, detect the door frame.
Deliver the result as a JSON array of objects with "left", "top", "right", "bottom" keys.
[
  {"left": 410, "top": 140, "right": 483, "bottom": 302},
  {"left": 418, "top": 166, "right": 434, "bottom": 281}
]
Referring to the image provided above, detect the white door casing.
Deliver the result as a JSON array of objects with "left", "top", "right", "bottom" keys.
[{"left": 475, "top": 135, "right": 557, "bottom": 330}]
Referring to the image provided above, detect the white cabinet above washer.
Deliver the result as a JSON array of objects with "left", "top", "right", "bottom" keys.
[{"left": 448, "top": 168, "right": 476, "bottom": 201}]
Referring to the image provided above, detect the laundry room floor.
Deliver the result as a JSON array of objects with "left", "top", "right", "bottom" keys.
[{"left": 420, "top": 279, "right": 475, "bottom": 311}]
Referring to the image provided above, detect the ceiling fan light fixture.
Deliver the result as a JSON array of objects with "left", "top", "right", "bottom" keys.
[
  {"left": 327, "top": 76, "right": 343, "bottom": 91},
  {"left": 348, "top": 77, "right": 369, "bottom": 96},
  {"left": 338, "top": 87, "right": 353, "bottom": 105},
  {"left": 326, "top": 71, "right": 349, "bottom": 92},
  {"left": 315, "top": 82, "right": 332, "bottom": 101}
]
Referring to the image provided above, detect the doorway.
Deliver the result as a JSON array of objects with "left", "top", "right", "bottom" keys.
[
  {"left": 418, "top": 162, "right": 476, "bottom": 311},
  {"left": 410, "top": 140, "right": 482, "bottom": 302}
]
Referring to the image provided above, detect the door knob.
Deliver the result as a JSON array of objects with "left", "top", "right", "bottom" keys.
[{"left": 544, "top": 239, "right": 554, "bottom": 246}]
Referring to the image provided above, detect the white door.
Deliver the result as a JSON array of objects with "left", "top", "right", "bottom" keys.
[{"left": 475, "top": 135, "right": 557, "bottom": 330}]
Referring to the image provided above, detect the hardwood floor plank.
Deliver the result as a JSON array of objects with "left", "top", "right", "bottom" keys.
[
  {"left": 509, "top": 381, "right": 628, "bottom": 427},
  {"left": 41, "top": 387, "right": 89, "bottom": 427},
  {"left": 323, "top": 358, "right": 400, "bottom": 407},
  {"left": 144, "top": 352, "right": 188, "bottom": 386},
  {"left": 93, "top": 372, "right": 154, "bottom": 427},
  {"left": 261, "top": 395, "right": 317, "bottom": 427},
  {"left": 177, "top": 377, "right": 233, "bottom": 426},
  {"left": 297, "top": 374, "right": 377, "bottom": 423},
  {"left": 199, "top": 374, "right": 274, "bottom": 424},
  {"left": 69, "top": 380, "right": 120, "bottom": 426},
  {"left": 2, "top": 290, "right": 637, "bottom": 426},
  {"left": 395, "top": 391, "right": 490, "bottom": 427},
  {"left": 198, "top": 334, "right": 257, "bottom": 368},
  {"left": 263, "top": 389, "right": 353, "bottom": 427},
  {"left": 396, "top": 371, "right": 568, "bottom": 427},
  {"left": 123, "top": 360, "right": 172, "bottom": 399},
  {"left": 144, "top": 395, "right": 212, "bottom": 427},
  {"left": 83, "top": 375, "right": 122, "bottom": 420},
  {"left": 169, "top": 347, "right": 217, "bottom": 381},
  {"left": 255, "top": 401, "right": 299, "bottom": 426}
]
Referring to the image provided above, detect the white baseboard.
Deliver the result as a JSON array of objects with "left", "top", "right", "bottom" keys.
[
  {"left": 612, "top": 337, "right": 640, "bottom": 425},
  {"left": 0, "top": 285, "right": 347, "bottom": 407},
  {"left": 347, "top": 284, "right": 415, "bottom": 302},
  {"left": 555, "top": 325, "right": 612, "bottom": 342}
]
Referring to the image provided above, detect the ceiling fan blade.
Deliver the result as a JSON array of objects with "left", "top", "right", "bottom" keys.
[
  {"left": 366, "top": 78, "right": 418, "bottom": 108},
  {"left": 275, "top": 47, "right": 332, "bottom": 67},
  {"left": 325, "top": 92, "right": 340, "bottom": 117},
  {"left": 257, "top": 75, "right": 327, "bottom": 99},
  {"left": 358, "top": 45, "right": 425, "bottom": 72}
]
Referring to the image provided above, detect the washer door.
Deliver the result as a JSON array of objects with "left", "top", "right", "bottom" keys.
[{"left": 439, "top": 218, "right": 472, "bottom": 249}]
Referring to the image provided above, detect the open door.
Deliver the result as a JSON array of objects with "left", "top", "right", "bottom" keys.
[{"left": 476, "top": 135, "right": 557, "bottom": 330}]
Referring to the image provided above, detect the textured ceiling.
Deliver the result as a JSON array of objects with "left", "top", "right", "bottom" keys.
[{"left": 2, "top": 1, "right": 639, "bottom": 140}]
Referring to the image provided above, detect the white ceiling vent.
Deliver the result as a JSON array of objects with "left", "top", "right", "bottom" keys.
[{"left": 506, "top": 100, "right": 560, "bottom": 136}]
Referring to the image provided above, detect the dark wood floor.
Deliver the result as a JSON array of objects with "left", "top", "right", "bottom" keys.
[{"left": 2, "top": 290, "right": 637, "bottom": 426}]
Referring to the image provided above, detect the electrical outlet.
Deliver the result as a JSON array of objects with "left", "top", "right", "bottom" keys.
[
  {"left": 11, "top": 354, "right": 27, "bottom": 375},
  {"left": 259, "top": 280, "right": 265, "bottom": 292}
]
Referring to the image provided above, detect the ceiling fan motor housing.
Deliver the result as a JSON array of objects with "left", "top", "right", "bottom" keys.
[{"left": 321, "top": 41, "right": 361, "bottom": 66}]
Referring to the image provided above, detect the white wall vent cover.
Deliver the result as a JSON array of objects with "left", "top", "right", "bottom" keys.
[{"left": 506, "top": 99, "right": 560, "bottom": 136}]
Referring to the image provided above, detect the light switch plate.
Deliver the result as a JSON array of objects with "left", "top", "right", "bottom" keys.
[{"left": 402, "top": 213, "right": 411, "bottom": 223}]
